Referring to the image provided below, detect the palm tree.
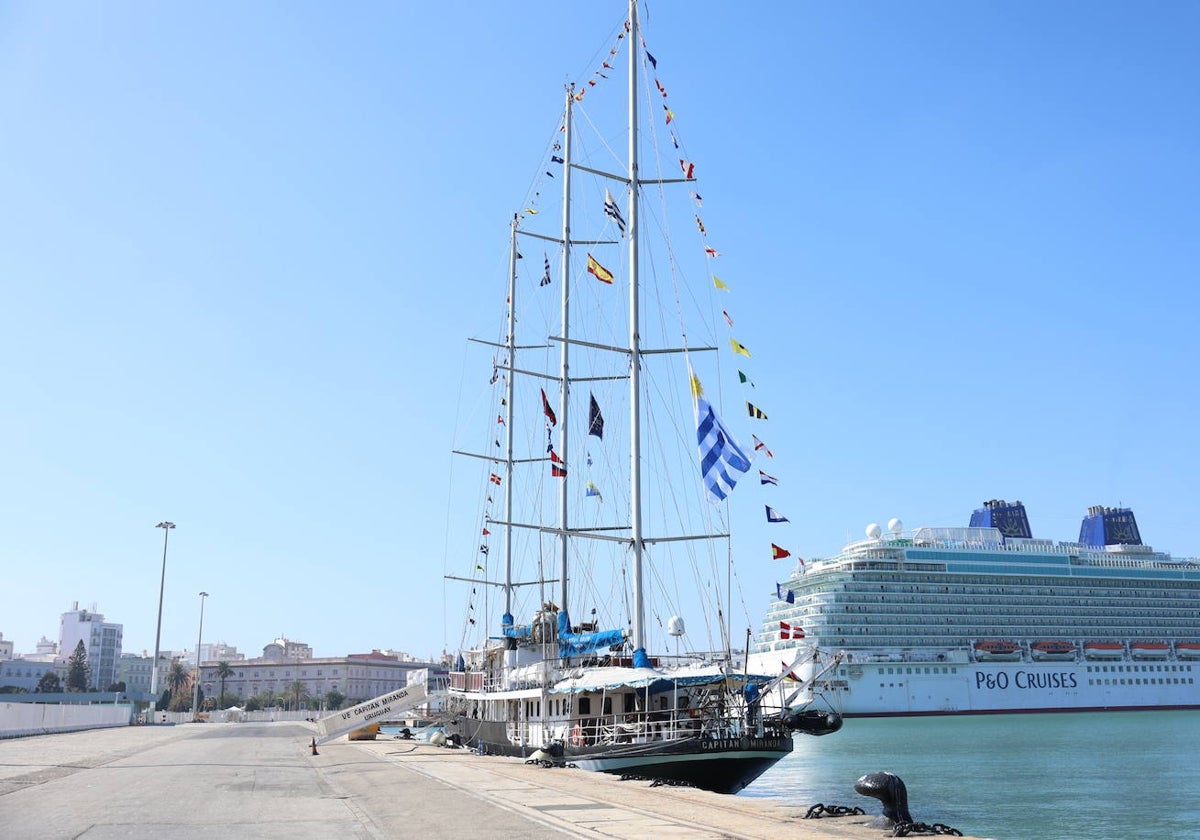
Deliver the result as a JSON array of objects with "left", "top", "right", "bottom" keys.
[
  {"left": 165, "top": 660, "right": 190, "bottom": 710},
  {"left": 214, "top": 661, "right": 234, "bottom": 709},
  {"left": 285, "top": 680, "right": 310, "bottom": 711}
]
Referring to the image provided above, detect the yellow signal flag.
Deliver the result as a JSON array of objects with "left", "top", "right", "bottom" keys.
[
  {"left": 713, "top": 275, "right": 730, "bottom": 291},
  {"left": 730, "top": 338, "right": 751, "bottom": 358}
]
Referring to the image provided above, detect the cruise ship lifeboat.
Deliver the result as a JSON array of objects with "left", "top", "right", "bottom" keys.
[
  {"left": 1030, "top": 640, "right": 1076, "bottom": 661},
  {"left": 1176, "top": 642, "right": 1200, "bottom": 661},
  {"left": 1130, "top": 642, "right": 1170, "bottom": 660},
  {"left": 973, "top": 640, "right": 1022, "bottom": 661},
  {"left": 1083, "top": 642, "right": 1125, "bottom": 660}
]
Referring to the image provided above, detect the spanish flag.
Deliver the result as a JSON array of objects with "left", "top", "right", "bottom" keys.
[{"left": 587, "top": 253, "right": 614, "bottom": 284}]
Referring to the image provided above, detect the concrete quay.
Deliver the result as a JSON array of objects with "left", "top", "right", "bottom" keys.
[{"left": 0, "top": 722, "right": 987, "bottom": 839}]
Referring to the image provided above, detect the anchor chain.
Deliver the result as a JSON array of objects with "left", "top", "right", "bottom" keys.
[
  {"left": 804, "top": 804, "right": 867, "bottom": 818},
  {"left": 892, "top": 821, "right": 963, "bottom": 836}
]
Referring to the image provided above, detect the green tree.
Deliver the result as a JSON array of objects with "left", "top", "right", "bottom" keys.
[
  {"left": 107, "top": 681, "right": 126, "bottom": 692},
  {"left": 244, "top": 694, "right": 261, "bottom": 712},
  {"left": 66, "top": 640, "right": 90, "bottom": 691},
  {"left": 36, "top": 671, "right": 62, "bottom": 693},
  {"left": 0, "top": 685, "right": 29, "bottom": 694},
  {"left": 165, "top": 661, "right": 191, "bottom": 711},
  {"left": 285, "top": 680, "right": 310, "bottom": 711},
  {"left": 214, "top": 661, "right": 234, "bottom": 709},
  {"left": 323, "top": 689, "right": 346, "bottom": 711}
]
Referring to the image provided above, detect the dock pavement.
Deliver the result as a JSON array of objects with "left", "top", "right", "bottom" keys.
[{"left": 0, "top": 721, "right": 988, "bottom": 839}]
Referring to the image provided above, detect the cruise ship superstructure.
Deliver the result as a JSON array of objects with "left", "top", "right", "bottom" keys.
[{"left": 749, "top": 501, "right": 1200, "bottom": 716}]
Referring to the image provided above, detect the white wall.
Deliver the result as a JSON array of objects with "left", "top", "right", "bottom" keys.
[{"left": 0, "top": 702, "right": 131, "bottom": 739}]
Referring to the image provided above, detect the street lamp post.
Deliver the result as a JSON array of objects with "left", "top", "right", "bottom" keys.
[
  {"left": 192, "top": 591, "right": 208, "bottom": 720},
  {"left": 150, "top": 521, "right": 175, "bottom": 711}
]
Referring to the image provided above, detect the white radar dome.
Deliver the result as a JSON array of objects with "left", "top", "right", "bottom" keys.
[
  {"left": 888, "top": 518, "right": 904, "bottom": 536},
  {"left": 667, "top": 615, "right": 686, "bottom": 637},
  {"left": 866, "top": 523, "right": 882, "bottom": 540}
]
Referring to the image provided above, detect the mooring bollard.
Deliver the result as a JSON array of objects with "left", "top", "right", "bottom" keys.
[
  {"left": 854, "top": 771, "right": 912, "bottom": 826},
  {"left": 311, "top": 737, "right": 319, "bottom": 756}
]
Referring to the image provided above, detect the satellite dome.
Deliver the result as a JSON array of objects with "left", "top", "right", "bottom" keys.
[
  {"left": 888, "top": 518, "right": 904, "bottom": 535},
  {"left": 866, "top": 523, "right": 882, "bottom": 540},
  {"left": 667, "top": 615, "right": 686, "bottom": 637}
]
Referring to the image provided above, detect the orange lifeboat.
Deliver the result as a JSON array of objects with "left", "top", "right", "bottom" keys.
[
  {"left": 1130, "top": 642, "right": 1170, "bottom": 660},
  {"left": 1030, "top": 640, "right": 1075, "bottom": 661},
  {"left": 1175, "top": 642, "right": 1200, "bottom": 661},
  {"left": 1083, "top": 642, "right": 1125, "bottom": 660},
  {"left": 973, "top": 640, "right": 1021, "bottom": 661}
]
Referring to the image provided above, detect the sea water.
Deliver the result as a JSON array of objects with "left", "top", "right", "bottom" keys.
[{"left": 745, "top": 711, "right": 1200, "bottom": 839}]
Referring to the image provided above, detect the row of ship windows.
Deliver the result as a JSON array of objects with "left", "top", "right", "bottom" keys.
[
  {"left": 815, "top": 606, "right": 1198, "bottom": 620},
  {"left": 861, "top": 664, "right": 1193, "bottom": 676},
  {"left": 821, "top": 590, "right": 1199, "bottom": 606},
  {"left": 815, "top": 618, "right": 1197, "bottom": 631},
  {"left": 829, "top": 573, "right": 1200, "bottom": 593},
  {"left": 870, "top": 678, "right": 1195, "bottom": 689},
  {"left": 822, "top": 593, "right": 1199, "bottom": 608}
]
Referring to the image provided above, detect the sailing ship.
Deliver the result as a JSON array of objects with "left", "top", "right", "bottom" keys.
[{"left": 443, "top": 0, "right": 840, "bottom": 795}]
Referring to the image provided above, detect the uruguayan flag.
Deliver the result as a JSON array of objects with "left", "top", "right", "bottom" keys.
[{"left": 693, "top": 376, "right": 751, "bottom": 503}]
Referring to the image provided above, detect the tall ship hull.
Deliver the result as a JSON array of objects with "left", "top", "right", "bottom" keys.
[{"left": 749, "top": 501, "right": 1200, "bottom": 716}]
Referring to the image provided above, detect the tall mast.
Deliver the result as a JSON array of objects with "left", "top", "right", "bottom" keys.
[
  {"left": 627, "top": 0, "right": 646, "bottom": 659},
  {"left": 557, "top": 86, "right": 574, "bottom": 617},
  {"left": 504, "top": 213, "right": 519, "bottom": 618}
]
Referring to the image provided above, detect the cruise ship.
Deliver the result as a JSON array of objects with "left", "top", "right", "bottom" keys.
[{"left": 748, "top": 501, "right": 1200, "bottom": 716}]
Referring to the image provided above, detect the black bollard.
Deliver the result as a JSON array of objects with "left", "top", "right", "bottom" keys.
[
  {"left": 854, "top": 771, "right": 912, "bottom": 825},
  {"left": 311, "top": 737, "right": 319, "bottom": 756}
]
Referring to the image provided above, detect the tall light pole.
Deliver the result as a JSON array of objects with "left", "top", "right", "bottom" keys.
[
  {"left": 150, "top": 521, "right": 175, "bottom": 711},
  {"left": 191, "top": 591, "right": 208, "bottom": 720}
]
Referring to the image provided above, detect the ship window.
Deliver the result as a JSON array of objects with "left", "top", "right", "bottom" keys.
[
  {"left": 578, "top": 698, "right": 591, "bottom": 715},
  {"left": 602, "top": 698, "right": 612, "bottom": 715}
]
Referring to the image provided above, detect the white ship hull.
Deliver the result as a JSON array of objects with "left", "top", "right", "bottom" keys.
[{"left": 751, "top": 645, "right": 1200, "bottom": 716}]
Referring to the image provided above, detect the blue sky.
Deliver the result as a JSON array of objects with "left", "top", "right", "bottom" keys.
[{"left": 2, "top": 2, "right": 1197, "bottom": 661}]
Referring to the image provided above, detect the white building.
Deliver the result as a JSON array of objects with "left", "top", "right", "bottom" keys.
[
  {"left": 198, "top": 649, "right": 436, "bottom": 710},
  {"left": 0, "top": 658, "right": 59, "bottom": 691},
  {"left": 0, "top": 633, "right": 13, "bottom": 661},
  {"left": 58, "top": 603, "right": 123, "bottom": 690}
]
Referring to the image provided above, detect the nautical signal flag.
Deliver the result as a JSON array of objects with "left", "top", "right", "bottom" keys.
[
  {"left": 730, "top": 338, "right": 751, "bottom": 358},
  {"left": 752, "top": 434, "right": 773, "bottom": 458},
  {"left": 541, "top": 388, "right": 557, "bottom": 426},
  {"left": 679, "top": 159, "right": 695, "bottom": 179},
  {"left": 776, "top": 583, "right": 795, "bottom": 604},
  {"left": 723, "top": 310, "right": 734, "bottom": 327},
  {"left": 490, "top": 473, "right": 502, "bottom": 485},
  {"left": 766, "top": 506, "right": 789, "bottom": 523},
  {"left": 549, "top": 448, "right": 567, "bottom": 477},
  {"left": 781, "top": 663, "right": 801, "bottom": 681},
  {"left": 760, "top": 471, "right": 779, "bottom": 486},
  {"left": 713, "top": 276, "right": 729, "bottom": 291},
  {"left": 541, "top": 253, "right": 552, "bottom": 286},
  {"left": 738, "top": 370, "right": 753, "bottom": 386},
  {"left": 771, "top": 543, "right": 791, "bottom": 560},
  {"left": 588, "top": 393, "right": 605, "bottom": 439},
  {"left": 604, "top": 189, "right": 626, "bottom": 237},
  {"left": 482, "top": 527, "right": 490, "bottom": 536},
  {"left": 692, "top": 373, "right": 751, "bottom": 504},
  {"left": 746, "top": 402, "right": 768, "bottom": 420},
  {"left": 704, "top": 247, "right": 720, "bottom": 258},
  {"left": 587, "top": 253, "right": 614, "bottom": 284},
  {"left": 497, "top": 414, "right": 505, "bottom": 425},
  {"left": 586, "top": 481, "right": 603, "bottom": 501}
]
